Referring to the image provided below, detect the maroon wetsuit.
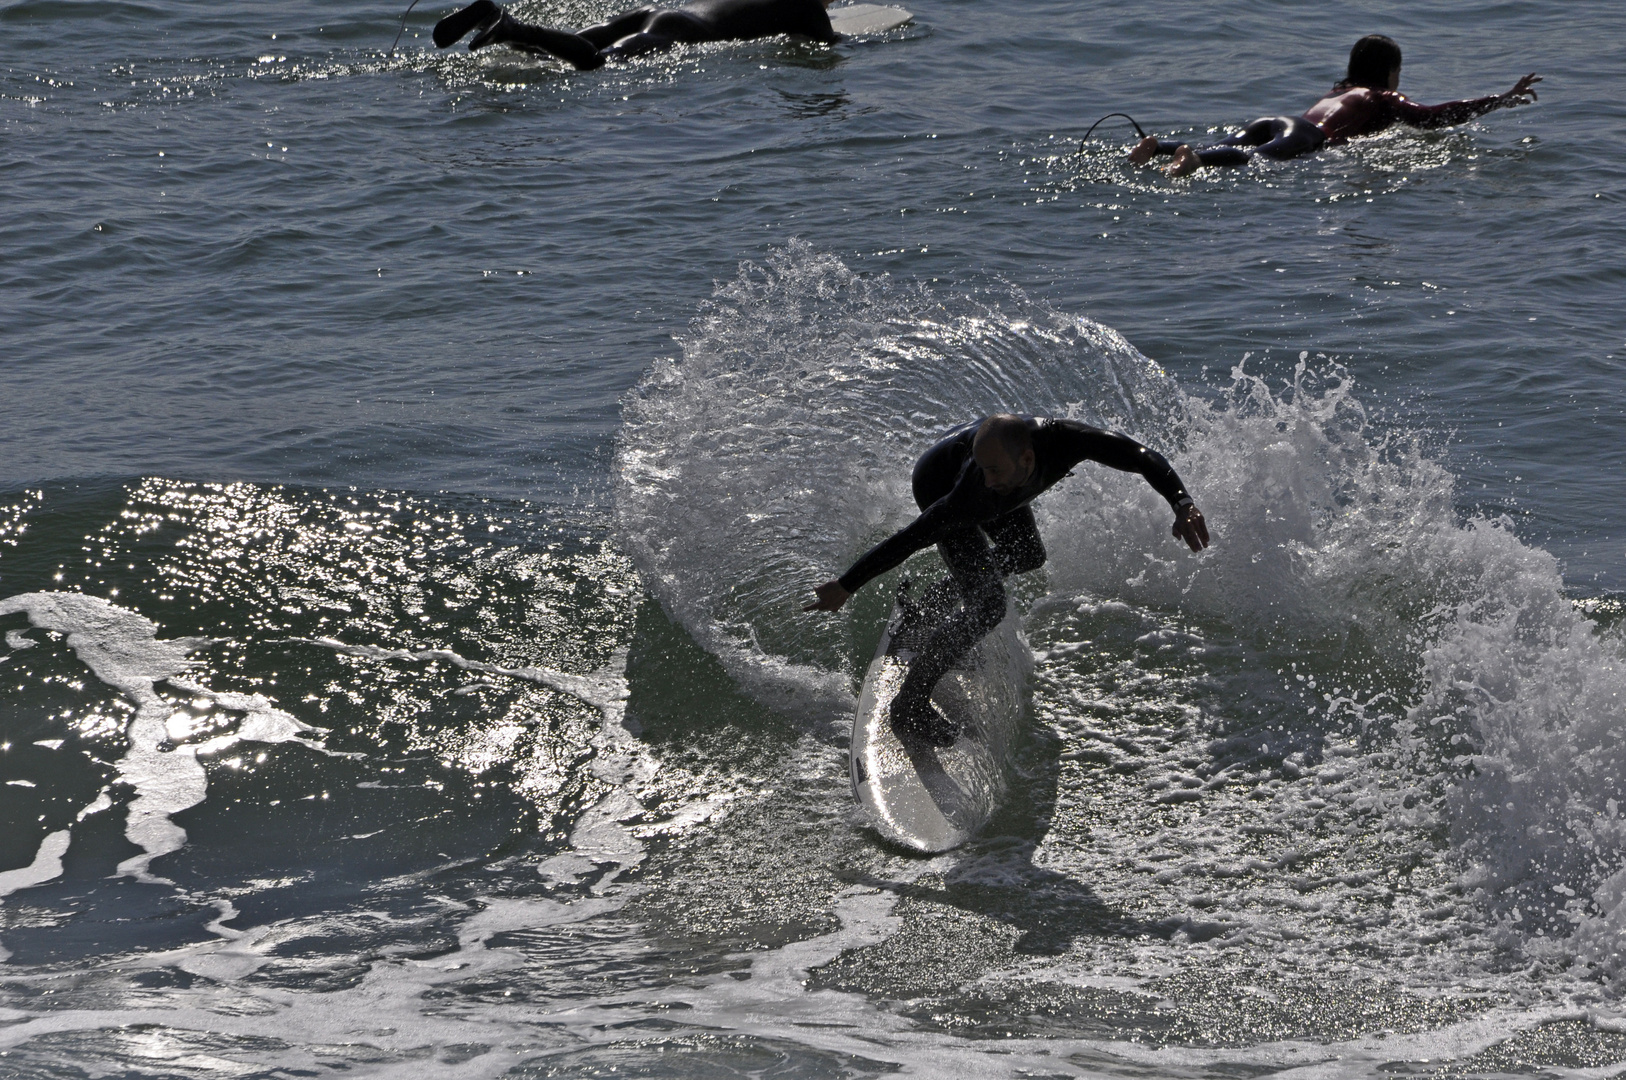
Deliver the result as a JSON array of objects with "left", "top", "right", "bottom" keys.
[{"left": 1155, "top": 83, "right": 1524, "bottom": 168}]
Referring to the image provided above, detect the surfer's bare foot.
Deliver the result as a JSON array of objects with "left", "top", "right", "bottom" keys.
[
  {"left": 1127, "top": 135, "right": 1159, "bottom": 165},
  {"left": 1166, "top": 145, "right": 1201, "bottom": 177}
]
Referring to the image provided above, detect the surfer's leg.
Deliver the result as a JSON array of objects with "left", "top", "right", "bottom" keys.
[
  {"left": 578, "top": 8, "right": 657, "bottom": 47},
  {"left": 1131, "top": 121, "right": 1261, "bottom": 167},
  {"left": 601, "top": 31, "right": 679, "bottom": 60},
  {"left": 891, "top": 529, "right": 1007, "bottom": 744},
  {"left": 1170, "top": 118, "right": 1321, "bottom": 175},
  {"left": 599, "top": 10, "right": 710, "bottom": 56},
  {"left": 1127, "top": 136, "right": 1188, "bottom": 164},
  {"left": 904, "top": 506, "right": 1037, "bottom": 639},
  {"left": 464, "top": 11, "right": 609, "bottom": 68},
  {"left": 1169, "top": 142, "right": 1247, "bottom": 175},
  {"left": 895, "top": 574, "right": 957, "bottom": 644},
  {"left": 986, "top": 506, "right": 1046, "bottom": 576},
  {"left": 1252, "top": 116, "right": 1326, "bottom": 161},
  {"left": 433, "top": 0, "right": 502, "bottom": 48}
]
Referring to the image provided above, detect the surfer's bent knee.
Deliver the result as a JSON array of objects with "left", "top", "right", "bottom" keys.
[{"left": 1008, "top": 549, "right": 1046, "bottom": 575}]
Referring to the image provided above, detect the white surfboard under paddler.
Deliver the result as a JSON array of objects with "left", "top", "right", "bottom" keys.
[
  {"left": 850, "top": 590, "right": 1027, "bottom": 852},
  {"left": 827, "top": 4, "right": 912, "bottom": 36}
]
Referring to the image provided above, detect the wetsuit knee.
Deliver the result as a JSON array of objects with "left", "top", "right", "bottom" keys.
[{"left": 1007, "top": 549, "right": 1045, "bottom": 575}]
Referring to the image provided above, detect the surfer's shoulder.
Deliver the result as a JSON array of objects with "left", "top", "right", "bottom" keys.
[{"left": 1036, "top": 416, "right": 1106, "bottom": 440}]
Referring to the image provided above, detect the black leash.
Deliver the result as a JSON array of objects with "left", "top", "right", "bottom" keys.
[
  {"left": 1077, "top": 112, "right": 1148, "bottom": 153},
  {"left": 390, "top": 0, "right": 429, "bottom": 53}
]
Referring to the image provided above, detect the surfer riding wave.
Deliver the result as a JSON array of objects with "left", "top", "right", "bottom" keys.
[
  {"left": 1127, "top": 35, "right": 1539, "bottom": 176},
  {"left": 432, "top": 0, "right": 838, "bottom": 69},
  {"left": 804, "top": 414, "right": 1209, "bottom": 747}
]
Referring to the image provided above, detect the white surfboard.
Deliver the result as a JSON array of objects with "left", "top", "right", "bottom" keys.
[
  {"left": 850, "top": 591, "right": 1027, "bottom": 852},
  {"left": 828, "top": 3, "right": 913, "bottom": 36}
]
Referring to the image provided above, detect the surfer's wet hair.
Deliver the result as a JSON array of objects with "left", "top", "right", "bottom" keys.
[
  {"left": 974, "top": 414, "right": 1033, "bottom": 462},
  {"left": 1341, "top": 34, "right": 1402, "bottom": 90}
]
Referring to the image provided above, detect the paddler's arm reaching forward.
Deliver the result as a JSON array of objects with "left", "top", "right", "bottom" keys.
[{"left": 802, "top": 417, "right": 1210, "bottom": 613}]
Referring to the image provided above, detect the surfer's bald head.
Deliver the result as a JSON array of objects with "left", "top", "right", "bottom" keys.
[
  {"left": 973, "top": 415, "right": 1035, "bottom": 494},
  {"left": 974, "top": 414, "right": 1032, "bottom": 462}
]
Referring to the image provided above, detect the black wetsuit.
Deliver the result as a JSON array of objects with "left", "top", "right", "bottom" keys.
[
  {"left": 1152, "top": 115, "right": 1326, "bottom": 168},
  {"left": 838, "top": 418, "right": 1192, "bottom": 722},
  {"left": 437, "top": 0, "right": 836, "bottom": 70}
]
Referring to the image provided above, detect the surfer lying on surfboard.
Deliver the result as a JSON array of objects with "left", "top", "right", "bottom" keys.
[
  {"left": 1127, "top": 35, "right": 1539, "bottom": 176},
  {"left": 804, "top": 415, "right": 1209, "bottom": 747},
  {"left": 433, "top": 0, "right": 837, "bottom": 68}
]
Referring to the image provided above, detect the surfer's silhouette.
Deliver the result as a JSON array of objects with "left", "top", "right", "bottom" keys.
[
  {"left": 1127, "top": 35, "right": 1540, "bottom": 176},
  {"left": 432, "top": 0, "right": 837, "bottom": 69},
  {"left": 804, "top": 415, "right": 1208, "bottom": 747}
]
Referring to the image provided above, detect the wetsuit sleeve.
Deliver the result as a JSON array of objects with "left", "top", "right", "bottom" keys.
[
  {"left": 1383, "top": 90, "right": 1515, "bottom": 129},
  {"left": 1048, "top": 421, "right": 1192, "bottom": 509},
  {"left": 837, "top": 477, "right": 981, "bottom": 594}
]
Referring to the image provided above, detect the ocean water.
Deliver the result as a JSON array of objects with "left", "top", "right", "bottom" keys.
[{"left": 4, "top": 0, "right": 1626, "bottom": 1074}]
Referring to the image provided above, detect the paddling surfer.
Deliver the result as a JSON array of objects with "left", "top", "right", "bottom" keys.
[
  {"left": 804, "top": 415, "right": 1209, "bottom": 747},
  {"left": 1128, "top": 35, "right": 1540, "bottom": 176},
  {"left": 432, "top": 0, "right": 837, "bottom": 68}
]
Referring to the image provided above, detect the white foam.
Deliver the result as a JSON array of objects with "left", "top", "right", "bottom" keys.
[
  {"left": 0, "top": 830, "right": 70, "bottom": 900},
  {"left": 292, "top": 635, "right": 747, "bottom": 892},
  {"left": 0, "top": 592, "right": 326, "bottom": 900}
]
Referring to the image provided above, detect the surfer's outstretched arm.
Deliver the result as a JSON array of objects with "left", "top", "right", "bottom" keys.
[
  {"left": 1388, "top": 72, "right": 1540, "bottom": 128},
  {"left": 801, "top": 496, "right": 969, "bottom": 612},
  {"left": 1045, "top": 421, "right": 1209, "bottom": 550}
]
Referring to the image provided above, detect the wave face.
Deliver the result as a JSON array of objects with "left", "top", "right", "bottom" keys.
[{"left": 617, "top": 243, "right": 1626, "bottom": 991}]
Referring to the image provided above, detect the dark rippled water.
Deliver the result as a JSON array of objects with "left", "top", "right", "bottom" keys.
[{"left": 5, "top": 0, "right": 1626, "bottom": 1075}]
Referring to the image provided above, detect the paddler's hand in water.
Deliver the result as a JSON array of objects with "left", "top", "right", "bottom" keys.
[
  {"left": 1504, "top": 72, "right": 1541, "bottom": 104},
  {"left": 1173, "top": 503, "right": 1210, "bottom": 552},
  {"left": 803, "top": 580, "right": 850, "bottom": 612}
]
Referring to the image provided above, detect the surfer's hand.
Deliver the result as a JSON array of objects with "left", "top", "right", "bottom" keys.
[
  {"left": 1506, "top": 73, "right": 1540, "bottom": 103},
  {"left": 1173, "top": 505, "right": 1209, "bottom": 552},
  {"left": 803, "top": 580, "right": 850, "bottom": 612}
]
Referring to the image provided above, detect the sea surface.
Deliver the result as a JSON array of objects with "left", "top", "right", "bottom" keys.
[{"left": 4, "top": 0, "right": 1626, "bottom": 1075}]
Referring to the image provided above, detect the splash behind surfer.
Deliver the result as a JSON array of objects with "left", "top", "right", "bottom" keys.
[
  {"left": 1127, "top": 35, "right": 1540, "bottom": 176},
  {"left": 804, "top": 415, "right": 1209, "bottom": 747},
  {"left": 432, "top": 0, "right": 837, "bottom": 69}
]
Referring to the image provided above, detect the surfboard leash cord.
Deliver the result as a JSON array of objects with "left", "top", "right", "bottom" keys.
[
  {"left": 390, "top": 0, "right": 429, "bottom": 53},
  {"left": 1077, "top": 112, "right": 1149, "bottom": 154}
]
